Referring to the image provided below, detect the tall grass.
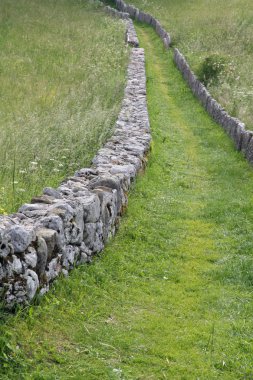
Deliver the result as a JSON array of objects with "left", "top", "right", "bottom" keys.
[
  {"left": 129, "top": 0, "right": 253, "bottom": 128},
  {"left": 0, "top": 0, "right": 128, "bottom": 213}
]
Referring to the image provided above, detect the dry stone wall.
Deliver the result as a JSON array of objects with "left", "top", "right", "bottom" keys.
[
  {"left": 113, "top": 1, "right": 251, "bottom": 162},
  {"left": 114, "top": 0, "right": 171, "bottom": 49},
  {"left": 105, "top": 5, "right": 139, "bottom": 47},
  {"left": 0, "top": 11, "right": 150, "bottom": 308},
  {"left": 173, "top": 49, "right": 253, "bottom": 160},
  {"left": 105, "top": 5, "right": 129, "bottom": 19}
]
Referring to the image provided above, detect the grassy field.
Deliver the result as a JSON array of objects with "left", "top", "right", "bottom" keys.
[
  {"left": 0, "top": 0, "right": 128, "bottom": 213},
  {"left": 130, "top": 0, "right": 253, "bottom": 129},
  {"left": 1, "top": 24, "right": 253, "bottom": 379}
]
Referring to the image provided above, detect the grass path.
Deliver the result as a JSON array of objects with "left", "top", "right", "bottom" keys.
[{"left": 1, "top": 24, "right": 253, "bottom": 379}]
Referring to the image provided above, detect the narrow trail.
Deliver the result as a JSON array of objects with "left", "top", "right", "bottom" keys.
[{"left": 2, "top": 24, "right": 253, "bottom": 380}]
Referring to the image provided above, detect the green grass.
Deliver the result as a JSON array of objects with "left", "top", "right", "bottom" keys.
[
  {"left": 1, "top": 23, "right": 253, "bottom": 379},
  {"left": 129, "top": 0, "right": 253, "bottom": 129},
  {"left": 0, "top": 0, "right": 128, "bottom": 213}
]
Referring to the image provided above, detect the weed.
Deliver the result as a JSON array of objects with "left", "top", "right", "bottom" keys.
[{"left": 197, "top": 54, "right": 228, "bottom": 86}]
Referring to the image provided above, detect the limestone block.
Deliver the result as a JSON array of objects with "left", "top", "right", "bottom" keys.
[
  {"left": 188, "top": 70, "right": 197, "bottom": 88},
  {"left": 7, "top": 225, "right": 35, "bottom": 254},
  {"left": 24, "top": 247, "right": 37, "bottom": 269},
  {"left": 37, "top": 215, "right": 65, "bottom": 250},
  {"left": 135, "top": 9, "right": 139, "bottom": 21},
  {"left": 83, "top": 222, "right": 104, "bottom": 253},
  {"left": 221, "top": 113, "right": 232, "bottom": 134},
  {"left": 126, "top": 5, "right": 136, "bottom": 18},
  {"left": 19, "top": 203, "right": 49, "bottom": 216},
  {"left": 35, "top": 236, "right": 47, "bottom": 279},
  {"left": 163, "top": 35, "right": 170, "bottom": 49},
  {"left": 93, "top": 187, "right": 118, "bottom": 241},
  {"left": 31, "top": 195, "right": 56, "bottom": 205},
  {"left": 150, "top": 17, "right": 157, "bottom": 28},
  {"left": 241, "top": 130, "right": 253, "bottom": 156},
  {"left": 45, "top": 257, "right": 62, "bottom": 282},
  {"left": 234, "top": 122, "right": 245, "bottom": 151},
  {"left": 0, "top": 228, "right": 13, "bottom": 258},
  {"left": 138, "top": 11, "right": 145, "bottom": 22},
  {"left": 36, "top": 228, "right": 57, "bottom": 260},
  {"left": 48, "top": 202, "right": 75, "bottom": 224},
  {"left": 246, "top": 136, "right": 253, "bottom": 163},
  {"left": 110, "top": 164, "right": 136, "bottom": 179},
  {"left": 78, "top": 193, "right": 101, "bottom": 223},
  {"left": 11, "top": 255, "right": 23, "bottom": 275},
  {"left": 192, "top": 79, "right": 202, "bottom": 97},
  {"left": 198, "top": 86, "right": 210, "bottom": 108},
  {"left": 0, "top": 261, "right": 14, "bottom": 281},
  {"left": 144, "top": 13, "right": 152, "bottom": 24},
  {"left": 89, "top": 176, "right": 124, "bottom": 214},
  {"left": 26, "top": 270, "right": 39, "bottom": 300},
  {"left": 228, "top": 117, "right": 240, "bottom": 140}
]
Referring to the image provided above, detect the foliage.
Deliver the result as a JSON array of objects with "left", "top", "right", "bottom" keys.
[{"left": 197, "top": 54, "right": 228, "bottom": 86}]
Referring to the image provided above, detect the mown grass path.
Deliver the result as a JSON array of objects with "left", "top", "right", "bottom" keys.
[{"left": 1, "top": 24, "right": 253, "bottom": 380}]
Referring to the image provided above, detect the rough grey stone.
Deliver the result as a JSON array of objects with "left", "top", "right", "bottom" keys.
[
  {"left": 7, "top": 225, "right": 35, "bottom": 253},
  {"left": 36, "top": 236, "right": 48, "bottom": 277},
  {"left": 36, "top": 228, "right": 57, "bottom": 260},
  {"left": 62, "top": 245, "right": 80, "bottom": 270},
  {"left": 146, "top": 13, "right": 153, "bottom": 25},
  {"left": 26, "top": 270, "right": 39, "bottom": 300},
  {"left": 11, "top": 255, "right": 23, "bottom": 274},
  {"left": 241, "top": 130, "right": 253, "bottom": 156},
  {"left": 234, "top": 122, "right": 245, "bottom": 151},
  {"left": 0, "top": 228, "right": 13, "bottom": 258},
  {"left": 246, "top": 135, "right": 253, "bottom": 163},
  {"left": 163, "top": 35, "right": 171, "bottom": 49},
  {"left": 78, "top": 194, "right": 101, "bottom": 223},
  {"left": 24, "top": 248, "right": 37, "bottom": 269},
  {"left": 43, "top": 187, "right": 62, "bottom": 199},
  {"left": 31, "top": 195, "right": 56, "bottom": 205},
  {"left": 48, "top": 202, "right": 74, "bottom": 224},
  {"left": 38, "top": 215, "right": 65, "bottom": 251},
  {"left": 83, "top": 222, "right": 104, "bottom": 253},
  {"left": 45, "top": 257, "right": 61, "bottom": 282}
]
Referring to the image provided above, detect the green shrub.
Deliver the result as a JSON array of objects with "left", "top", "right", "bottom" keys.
[{"left": 197, "top": 54, "right": 227, "bottom": 86}]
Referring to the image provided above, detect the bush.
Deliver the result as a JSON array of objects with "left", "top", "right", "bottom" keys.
[{"left": 197, "top": 54, "right": 227, "bottom": 86}]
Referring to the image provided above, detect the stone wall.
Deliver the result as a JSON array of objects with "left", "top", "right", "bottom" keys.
[
  {"left": 105, "top": 5, "right": 139, "bottom": 47},
  {"left": 113, "top": 1, "right": 251, "bottom": 162},
  {"left": 0, "top": 12, "right": 150, "bottom": 308},
  {"left": 114, "top": 0, "right": 171, "bottom": 49},
  {"left": 173, "top": 49, "right": 253, "bottom": 160},
  {"left": 105, "top": 5, "right": 129, "bottom": 20}
]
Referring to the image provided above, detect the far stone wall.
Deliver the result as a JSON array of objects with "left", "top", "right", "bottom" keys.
[{"left": 113, "top": 0, "right": 252, "bottom": 163}]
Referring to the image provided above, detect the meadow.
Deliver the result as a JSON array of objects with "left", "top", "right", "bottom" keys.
[
  {"left": 0, "top": 0, "right": 128, "bottom": 213},
  {"left": 1, "top": 24, "right": 253, "bottom": 379},
  {"left": 130, "top": 0, "right": 253, "bottom": 129}
]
